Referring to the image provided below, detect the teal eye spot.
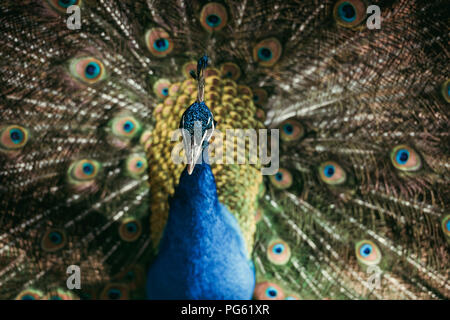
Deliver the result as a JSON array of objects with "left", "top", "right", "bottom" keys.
[
  {"left": 136, "top": 161, "right": 143, "bottom": 168},
  {"left": 338, "top": 2, "right": 356, "bottom": 22},
  {"left": 21, "top": 295, "right": 35, "bottom": 300},
  {"left": 396, "top": 149, "right": 409, "bottom": 165},
  {"left": 446, "top": 220, "right": 450, "bottom": 232},
  {"left": 272, "top": 243, "right": 285, "bottom": 255},
  {"left": 125, "top": 271, "right": 135, "bottom": 282},
  {"left": 108, "top": 289, "right": 122, "bottom": 300},
  {"left": 50, "top": 296, "right": 63, "bottom": 300},
  {"left": 123, "top": 121, "right": 134, "bottom": 133},
  {"left": 253, "top": 95, "right": 259, "bottom": 102},
  {"left": 162, "top": 88, "right": 169, "bottom": 96},
  {"left": 82, "top": 163, "right": 94, "bottom": 175},
  {"left": 206, "top": 14, "right": 221, "bottom": 27},
  {"left": 49, "top": 231, "right": 63, "bottom": 244},
  {"left": 58, "top": 0, "right": 77, "bottom": 8},
  {"left": 324, "top": 165, "right": 335, "bottom": 178},
  {"left": 84, "top": 62, "right": 101, "bottom": 79},
  {"left": 265, "top": 287, "right": 278, "bottom": 298},
  {"left": 153, "top": 38, "right": 169, "bottom": 52},
  {"left": 360, "top": 244, "right": 372, "bottom": 257},
  {"left": 9, "top": 128, "right": 23, "bottom": 144},
  {"left": 258, "top": 47, "right": 273, "bottom": 61},
  {"left": 275, "top": 172, "right": 283, "bottom": 181},
  {"left": 126, "top": 222, "right": 138, "bottom": 234},
  {"left": 283, "top": 124, "right": 293, "bottom": 135}
]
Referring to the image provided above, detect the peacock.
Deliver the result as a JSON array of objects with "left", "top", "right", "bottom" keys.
[{"left": 0, "top": 0, "right": 448, "bottom": 300}]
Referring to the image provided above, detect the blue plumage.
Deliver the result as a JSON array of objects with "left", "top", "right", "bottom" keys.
[
  {"left": 146, "top": 162, "right": 255, "bottom": 299},
  {"left": 146, "top": 55, "right": 254, "bottom": 299}
]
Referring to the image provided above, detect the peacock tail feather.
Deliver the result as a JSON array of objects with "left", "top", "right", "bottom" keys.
[{"left": 0, "top": 0, "right": 448, "bottom": 299}]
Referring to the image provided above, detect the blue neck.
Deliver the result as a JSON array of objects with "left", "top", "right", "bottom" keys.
[{"left": 146, "top": 161, "right": 255, "bottom": 299}]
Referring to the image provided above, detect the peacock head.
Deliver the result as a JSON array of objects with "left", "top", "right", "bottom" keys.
[{"left": 179, "top": 101, "right": 216, "bottom": 175}]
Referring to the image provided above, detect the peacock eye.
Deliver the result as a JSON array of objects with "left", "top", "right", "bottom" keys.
[
  {"left": 153, "top": 79, "right": 171, "bottom": 99},
  {"left": 44, "top": 289, "right": 75, "bottom": 300},
  {"left": 442, "top": 79, "right": 450, "bottom": 102},
  {"left": 47, "top": 0, "right": 81, "bottom": 12},
  {"left": 145, "top": 28, "right": 173, "bottom": 57},
  {"left": 101, "top": 284, "right": 128, "bottom": 300},
  {"left": 111, "top": 115, "right": 142, "bottom": 139},
  {"left": 15, "top": 289, "right": 43, "bottom": 300},
  {"left": 267, "top": 239, "right": 291, "bottom": 265},
  {"left": 254, "top": 282, "right": 285, "bottom": 300},
  {"left": 69, "top": 57, "right": 106, "bottom": 85},
  {"left": 119, "top": 219, "right": 142, "bottom": 242},
  {"left": 126, "top": 154, "right": 147, "bottom": 177},
  {"left": 318, "top": 161, "right": 347, "bottom": 185},
  {"left": 252, "top": 88, "right": 268, "bottom": 106},
  {"left": 390, "top": 145, "right": 422, "bottom": 172},
  {"left": 442, "top": 215, "right": 450, "bottom": 237},
  {"left": 41, "top": 229, "right": 67, "bottom": 252},
  {"left": 200, "top": 3, "right": 228, "bottom": 32},
  {"left": 0, "top": 125, "right": 29, "bottom": 151},
  {"left": 355, "top": 240, "right": 382, "bottom": 266},
  {"left": 280, "top": 119, "right": 304, "bottom": 142},
  {"left": 333, "top": 0, "right": 367, "bottom": 28},
  {"left": 182, "top": 61, "right": 198, "bottom": 79},
  {"left": 266, "top": 287, "right": 278, "bottom": 298},
  {"left": 68, "top": 159, "right": 101, "bottom": 183},
  {"left": 108, "top": 289, "right": 121, "bottom": 299},
  {"left": 253, "top": 38, "right": 282, "bottom": 67},
  {"left": 270, "top": 168, "right": 293, "bottom": 190},
  {"left": 220, "top": 62, "right": 241, "bottom": 81}
]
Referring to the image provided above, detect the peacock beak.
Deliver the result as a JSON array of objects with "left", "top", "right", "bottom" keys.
[
  {"left": 186, "top": 143, "right": 203, "bottom": 175},
  {"left": 181, "top": 117, "right": 215, "bottom": 175}
]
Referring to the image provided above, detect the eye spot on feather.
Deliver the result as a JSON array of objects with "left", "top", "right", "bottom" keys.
[
  {"left": 153, "top": 79, "right": 171, "bottom": 99},
  {"left": 253, "top": 38, "right": 282, "bottom": 67},
  {"left": 333, "top": 0, "right": 367, "bottom": 28},
  {"left": 220, "top": 62, "right": 241, "bottom": 81},
  {"left": 280, "top": 119, "right": 304, "bottom": 142},
  {"left": 442, "top": 79, "right": 450, "bottom": 103},
  {"left": 145, "top": 28, "right": 173, "bottom": 57},
  {"left": 100, "top": 284, "right": 129, "bottom": 300},
  {"left": 254, "top": 282, "right": 285, "bottom": 300},
  {"left": 269, "top": 168, "right": 293, "bottom": 190},
  {"left": 355, "top": 240, "right": 381, "bottom": 266},
  {"left": 119, "top": 219, "right": 142, "bottom": 242},
  {"left": 200, "top": 3, "right": 228, "bottom": 32},
  {"left": 267, "top": 239, "right": 291, "bottom": 265},
  {"left": 0, "top": 125, "right": 29, "bottom": 151},
  {"left": 111, "top": 115, "right": 142, "bottom": 139},
  {"left": 41, "top": 229, "right": 67, "bottom": 252},
  {"left": 442, "top": 215, "right": 450, "bottom": 237},
  {"left": 126, "top": 154, "right": 147, "bottom": 178},
  {"left": 15, "top": 289, "right": 43, "bottom": 300},
  {"left": 44, "top": 289, "right": 76, "bottom": 300},
  {"left": 252, "top": 88, "right": 268, "bottom": 107},
  {"left": 47, "top": 0, "right": 81, "bottom": 13},
  {"left": 68, "top": 159, "right": 100, "bottom": 182},
  {"left": 69, "top": 57, "right": 106, "bottom": 85},
  {"left": 182, "top": 61, "right": 198, "bottom": 78},
  {"left": 318, "top": 161, "right": 346, "bottom": 185},
  {"left": 390, "top": 145, "right": 422, "bottom": 172}
]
